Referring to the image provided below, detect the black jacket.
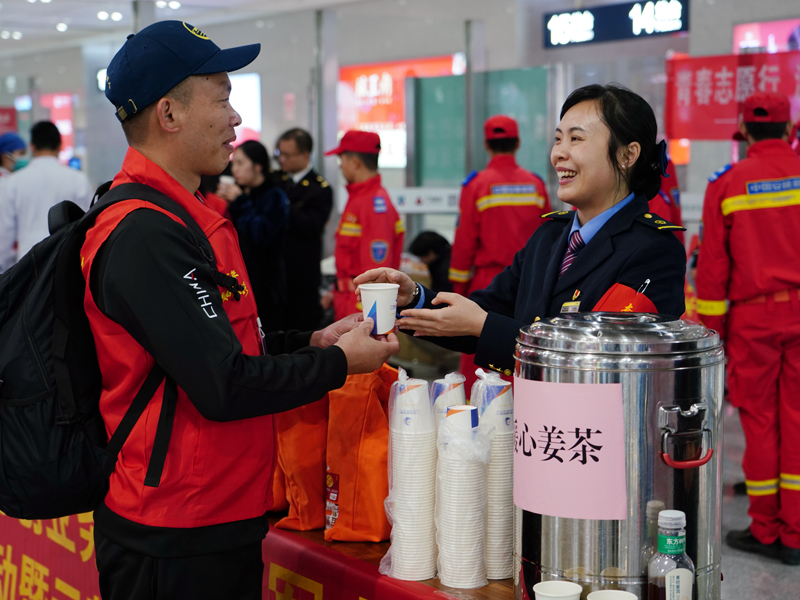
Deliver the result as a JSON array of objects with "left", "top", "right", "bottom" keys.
[
  {"left": 279, "top": 169, "right": 333, "bottom": 330},
  {"left": 228, "top": 181, "right": 290, "bottom": 329},
  {"left": 415, "top": 195, "right": 686, "bottom": 374}
]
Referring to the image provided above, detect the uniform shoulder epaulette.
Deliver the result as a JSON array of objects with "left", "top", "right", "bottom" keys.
[
  {"left": 315, "top": 174, "right": 330, "bottom": 188},
  {"left": 462, "top": 170, "right": 478, "bottom": 187},
  {"left": 541, "top": 210, "right": 573, "bottom": 220},
  {"left": 708, "top": 164, "right": 732, "bottom": 183},
  {"left": 636, "top": 212, "right": 686, "bottom": 231}
]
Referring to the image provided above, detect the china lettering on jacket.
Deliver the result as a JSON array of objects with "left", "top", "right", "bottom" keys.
[{"left": 183, "top": 268, "right": 218, "bottom": 319}]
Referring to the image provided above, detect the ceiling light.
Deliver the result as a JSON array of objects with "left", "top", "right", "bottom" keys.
[
  {"left": 97, "top": 11, "right": 109, "bottom": 20},
  {"left": 0, "top": 31, "right": 9, "bottom": 40},
  {"left": 11, "top": 31, "right": 22, "bottom": 40},
  {"left": 156, "top": 0, "right": 167, "bottom": 7},
  {"left": 41, "top": 0, "right": 51, "bottom": 2},
  {"left": 168, "top": 1, "right": 181, "bottom": 9},
  {"left": 56, "top": 23, "right": 68, "bottom": 32},
  {"left": 26, "top": 0, "right": 36, "bottom": 4},
  {"left": 111, "top": 12, "right": 122, "bottom": 21}
]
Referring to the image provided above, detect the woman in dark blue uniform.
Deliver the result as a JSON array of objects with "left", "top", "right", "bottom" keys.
[{"left": 355, "top": 84, "right": 686, "bottom": 375}]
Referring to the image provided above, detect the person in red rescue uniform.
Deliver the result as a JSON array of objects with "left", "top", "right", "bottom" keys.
[
  {"left": 695, "top": 91, "right": 800, "bottom": 566},
  {"left": 650, "top": 156, "right": 685, "bottom": 246},
  {"left": 328, "top": 130, "right": 404, "bottom": 320},
  {"left": 448, "top": 115, "right": 550, "bottom": 389}
]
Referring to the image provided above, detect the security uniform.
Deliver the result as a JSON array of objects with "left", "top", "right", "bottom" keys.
[
  {"left": 695, "top": 138, "right": 800, "bottom": 550},
  {"left": 279, "top": 168, "right": 333, "bottom": 331},
  {"left": 410, "top": 194, "right": 686, "bottom": 376},
  {"left": 82, "top": 148, "right": 348, "bottom": 593},
  {"left": 334, "top": 174, "right": 404, "bottom": 320}
]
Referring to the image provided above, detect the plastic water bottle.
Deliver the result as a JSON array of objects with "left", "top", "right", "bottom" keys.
[{"left": 647, "top": 510, "right": 696, "bottom": 600}]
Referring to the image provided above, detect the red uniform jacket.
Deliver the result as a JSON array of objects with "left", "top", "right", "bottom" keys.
[
  {"left": 81, "top": 149, "right": 346, "bottom": 532},
  {"left": 449, "top": 155, "right": 550, "bottom": 296},
  {"left": 650, "top": 160, "right": 685, "bottom": 246},
  {"left": 695, "top": 139, "right": 800, "bottom": 338},
  {"left": 334, "top": 174, "right": 404, "bottom": 319}
]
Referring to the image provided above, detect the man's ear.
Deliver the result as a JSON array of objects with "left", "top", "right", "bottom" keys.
[{"left": 155, "top": 97, "right": 184, "bottom": 134}]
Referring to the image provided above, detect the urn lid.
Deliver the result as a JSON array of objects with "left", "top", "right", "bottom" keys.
[{"left": 517, "top": 313, "right": 719, "bottom": 355}]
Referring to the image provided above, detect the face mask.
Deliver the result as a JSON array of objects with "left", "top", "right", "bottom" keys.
[{"left": 12, "top": 157, "right": 28, "bottom": 171}]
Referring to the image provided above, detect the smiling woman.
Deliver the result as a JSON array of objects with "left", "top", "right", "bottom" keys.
[{"left": 354, "top": 83, "right": 687, "bottom": 377}]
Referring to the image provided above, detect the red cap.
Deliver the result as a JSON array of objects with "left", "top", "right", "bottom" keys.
[
  {"left": 484, "top": 115, "right": 519, "bottom": 140},
  {"left": 325, "top": 130, "right": 381, "bottom": 156},
  {"left": 742, "top": 91, "right": 791, "bottom": 123},
  {"left": 733, "top": 92, "right": 792, "bottom": 140}
]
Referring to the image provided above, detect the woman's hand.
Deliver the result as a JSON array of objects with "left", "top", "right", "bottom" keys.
[
  {"left": 217, "top": 182, "right": 243, "bottom": 202},
  {"left": 354, "top": 268, "right": 417, "bottom": 307},
  {"left": 398, "top": 292, "right": 488, "bottom": 338}
]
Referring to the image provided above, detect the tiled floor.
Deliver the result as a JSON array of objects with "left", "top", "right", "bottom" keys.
[{"left": 720, "top": 404, "right": 800, "bottom": 598}]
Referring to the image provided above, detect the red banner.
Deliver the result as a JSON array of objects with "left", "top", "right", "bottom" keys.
[
  {"left": 0, "top": 512, "right": 100, "bottom": 599},
  {"left": 666, "top": 50, "right": 800, "bottom": 140}
]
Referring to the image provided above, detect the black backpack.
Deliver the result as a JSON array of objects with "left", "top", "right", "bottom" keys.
[{"left": 0, "top": 182, "right": 243, "bottom": 519}]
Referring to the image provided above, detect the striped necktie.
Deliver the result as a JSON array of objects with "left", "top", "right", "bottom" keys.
[{"left": 559, "top": 230, "right": 585, "bottom": 278}]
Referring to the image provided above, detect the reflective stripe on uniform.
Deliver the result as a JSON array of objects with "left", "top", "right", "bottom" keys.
[
  {"left": 696, "top": 299, "right": 728, "bottom": 316},
  {"left": 339, "top": 223, "right": 362, "bottom": 237},
  {"left": 395, "top": 219, "right": 405, "bottom": 235},
  {"left": 780, "top": 473, "right": 800, "bottom": 491},
  {"left": 746, "top": 478, "right": 779, "bottom": 496},
  {"left": 720, "top": 189, "right": 800, "bottom": 216},
  {"left": 448, "top": 268, "right": 471, "bottom": 283},
  {"left": 476, "top": 193, "right": 545, "bottom": 212}
]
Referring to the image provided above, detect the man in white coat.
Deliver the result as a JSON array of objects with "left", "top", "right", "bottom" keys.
[{"left": 0, "top": 120, "right": 92, "bottom": 271}]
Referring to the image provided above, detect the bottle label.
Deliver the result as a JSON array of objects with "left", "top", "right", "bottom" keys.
[
  {"left": 666, "top": 568, "right": 694, "bottom": 600},
  {"left": 658, "top": 532, "right": 686, "bottom": 554}
]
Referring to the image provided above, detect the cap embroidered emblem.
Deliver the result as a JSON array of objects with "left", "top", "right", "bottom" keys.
[{"left": 183, "top": 22, "right": 209, "bottom": 39}]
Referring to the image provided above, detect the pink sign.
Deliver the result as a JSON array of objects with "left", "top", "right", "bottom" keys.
[{"left": 513, "top": 378, "right": 627, "bottom": 520}]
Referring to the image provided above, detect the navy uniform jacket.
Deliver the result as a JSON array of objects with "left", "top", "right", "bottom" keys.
[{"left": 413, "top": 194, "right": 686, "bottom": 375}]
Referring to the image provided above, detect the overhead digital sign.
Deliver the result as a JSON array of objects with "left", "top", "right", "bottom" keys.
[{"left": 544, "top": 0, "right": 689, "bottom": 48}]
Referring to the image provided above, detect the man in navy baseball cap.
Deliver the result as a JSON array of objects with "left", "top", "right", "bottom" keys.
[
  {"left": 105, "top": 20, "right": 259, "bottom": 122},
  {"left": 88, "top": 19, "right": 398, "bottom": 600}
]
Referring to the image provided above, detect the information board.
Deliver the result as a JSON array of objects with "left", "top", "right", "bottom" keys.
[{"left": 544, "top": 0, "right": 689, "bottom": 48}]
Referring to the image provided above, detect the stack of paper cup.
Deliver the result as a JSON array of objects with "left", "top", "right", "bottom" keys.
[
  {"left": 471, "top": 373, "right": 514, "bottom": 579},
  {"left": 385, "top": 374, "right": 437, "bottom": 580},
  {"left": 513, "top": 505, "right": 522, "bottom": 586},
  {"left": 430, "top": 373, "right": 466, "bottom": 432},
  {"left": 436, "top": 405, "right": 488, "bottom": 589}
]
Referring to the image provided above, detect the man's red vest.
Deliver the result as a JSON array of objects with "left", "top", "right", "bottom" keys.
[{"left": 80, "top": 148, "right": 276, "bottom": 528}]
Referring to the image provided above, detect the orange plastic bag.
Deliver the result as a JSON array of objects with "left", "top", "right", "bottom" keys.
[
  {"left": 324, "top": 365, "right": 397, "bottom": 542},
  {"left": 273, "top": 397, "right": 329, "bottom": 530}
]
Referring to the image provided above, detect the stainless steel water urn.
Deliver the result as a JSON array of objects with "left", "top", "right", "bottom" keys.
[{"left": 514, "top": 313, "right": 724, "bottom": 600}]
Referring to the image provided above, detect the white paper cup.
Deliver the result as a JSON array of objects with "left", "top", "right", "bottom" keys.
[
  {"left": 586, "top": 592, "right": 638, "bottom": 600},
  {"left": 359, "top": 283, "right": 399, "bottom": 335},
  {"left": 533, "top": 581, "right": 583, "bottom": 600},
  {"left": 431, "top": 378, "right": 467, "bottom": 430},
  {"left": 444, "top": 404, "right": 478, "bottom": 429}
]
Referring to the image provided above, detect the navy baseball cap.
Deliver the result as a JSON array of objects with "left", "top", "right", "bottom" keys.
[{"left": 105, "top": 21, "right": 260, "bottom": 122}]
